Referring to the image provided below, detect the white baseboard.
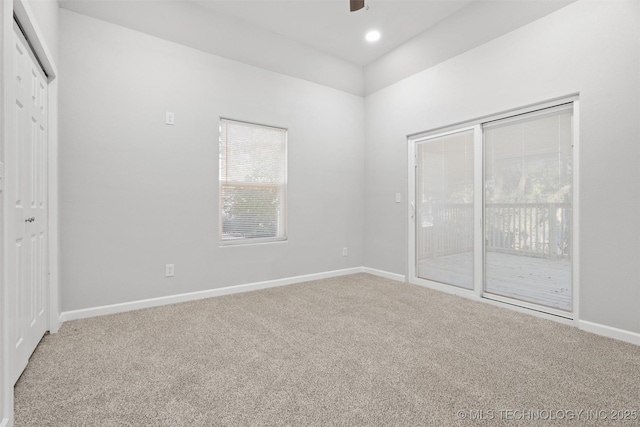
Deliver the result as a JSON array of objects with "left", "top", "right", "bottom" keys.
[
  {"left": 410, "top": 278, "right": 639, "bottom": 346},
  {"left": 60, "top": 267, "right": 364, "bottom": 323},
  {"left": 58, "top": 267, "right": 639, "bottom": 347},
  {"left": 578, "top": 320, "right": 640, "bottom": 346},
  {"left": 363, "top": 267, "right": 406, "bottom": 282},
  {"left": 48, "top": 315, "right": 61, "bottom": 334}
]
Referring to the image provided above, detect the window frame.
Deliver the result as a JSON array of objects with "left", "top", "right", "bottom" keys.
[{"left": 219, "top": 118, "right": 288, "bottom": 246}]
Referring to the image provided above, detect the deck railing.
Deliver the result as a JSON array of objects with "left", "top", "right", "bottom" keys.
[{"left": 418, "top": 202, "right": 571, "bottom": 260}]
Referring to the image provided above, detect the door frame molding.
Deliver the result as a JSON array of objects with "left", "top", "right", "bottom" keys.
[
  {"left": 1, "top": 0, "right": 59, "bottom": 425},
  {"left": 407, "top": 95, "right": 579, "bottom": 326}
]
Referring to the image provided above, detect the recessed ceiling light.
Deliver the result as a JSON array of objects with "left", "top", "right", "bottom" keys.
[{"left": 365, "top": 30, "right": 381, "bottom": 43}]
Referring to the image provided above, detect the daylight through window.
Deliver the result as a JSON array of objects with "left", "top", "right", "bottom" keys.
[{"left": 219, "top": 119, "right": 287, "bottom": 244}]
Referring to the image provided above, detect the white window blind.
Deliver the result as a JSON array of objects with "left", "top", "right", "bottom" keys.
[{"left": 219, "top": 119, "right": 287, "bottom": 244}]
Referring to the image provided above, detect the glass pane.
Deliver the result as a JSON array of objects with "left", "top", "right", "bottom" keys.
[
  {"left": 221, "top": 185, "right": 283, "bottom": 240},
  {"left": 484, "top": 107, "right": 572, "bottom": 311},
  {"left": 416, "top": 129, "right": 474, "bottom": 289},
  {"left": 219, "top": 119, "right": 287, "bottom": 243}
]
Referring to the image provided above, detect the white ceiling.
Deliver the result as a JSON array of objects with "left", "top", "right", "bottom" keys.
[{"left": 194, "top": 0, "right": 474, "bottom": 66}]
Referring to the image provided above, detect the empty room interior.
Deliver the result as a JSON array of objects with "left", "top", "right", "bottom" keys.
[{"left": 1, "top": 0, "right": 640, "bottom": 425}]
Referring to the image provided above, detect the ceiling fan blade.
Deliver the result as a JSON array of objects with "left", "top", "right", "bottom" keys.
[{"left": 350, "top": 0, "right": 364, "bottom": 12}]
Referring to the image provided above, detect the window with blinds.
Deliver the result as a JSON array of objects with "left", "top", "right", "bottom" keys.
[{"left": 219, "top": 119, "right": 287, "bottom": 244}]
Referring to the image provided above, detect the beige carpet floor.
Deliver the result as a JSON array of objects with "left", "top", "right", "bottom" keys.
[{"left": 14, "top": 273, "right": 640, "bottom": 426}]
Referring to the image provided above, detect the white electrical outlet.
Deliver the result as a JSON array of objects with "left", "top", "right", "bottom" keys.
[
  {"left": 165, "top": 264, "right": 175, "bottom": 277},
  {"left": 395, "top": 193, "right": 402, "bottom": 203},
  {"left": 166, "top": 112, "right": 175, "bottom": 126},
  {"left": 342, "top": 247, "right": 348, "bottom": 256}
]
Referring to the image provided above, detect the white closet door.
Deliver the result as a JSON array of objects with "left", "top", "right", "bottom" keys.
[{"left": 9, "top": 21, "right": 49, "bottom": 384}]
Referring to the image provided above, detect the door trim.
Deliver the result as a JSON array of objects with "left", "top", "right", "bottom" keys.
[{"left": 1, "top": 0, "right": 59, "bottom": 424}]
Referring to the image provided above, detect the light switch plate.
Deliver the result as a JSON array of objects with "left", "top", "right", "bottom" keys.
[
  {"left": 395, "top": 193, "right": 401, "bottom": 203},
  {"left": 165, "top": 264, "right": 175, "bottom": 277},
  {"left": 166, "top": 112, "right": 175, "bottom": 126}
]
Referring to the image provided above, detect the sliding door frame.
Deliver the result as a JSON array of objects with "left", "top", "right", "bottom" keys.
[
  {"left": 407, "top": 96, "right": 579, "bottom": 325},
  {"left": 408, "top": 125, "right": 482, "bottom": 297}
]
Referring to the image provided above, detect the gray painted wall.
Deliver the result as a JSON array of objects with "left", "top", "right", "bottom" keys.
[
  {"left": 59, "top": 9, "right": 365, "bottom": 311},
  {"left": 60, "top": 0, "right": 364, "bottom": 96},
  {"left": 364, "top": 0, "right": 640, "bottom": 333},
  {"left": 363, "top": 0, "right": 575, "bottom": 95},
  {"left": 27, "top": 0, "right": 59, "bottom": 65}
]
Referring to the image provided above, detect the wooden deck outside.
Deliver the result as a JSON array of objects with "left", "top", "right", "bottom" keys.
[{"left": 418, "top": 251, "right": 571, "bottom": 311}]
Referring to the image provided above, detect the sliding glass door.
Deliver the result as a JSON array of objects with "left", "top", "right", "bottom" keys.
[
  {"left": 415, "top": 129, "right": 474, "bottom": 289},
  {"left": 483, "top": 105, "right": 573, "bottom": 312},
  {"left": 410, "top": 101, "right": 575, "bottom": 316}
]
